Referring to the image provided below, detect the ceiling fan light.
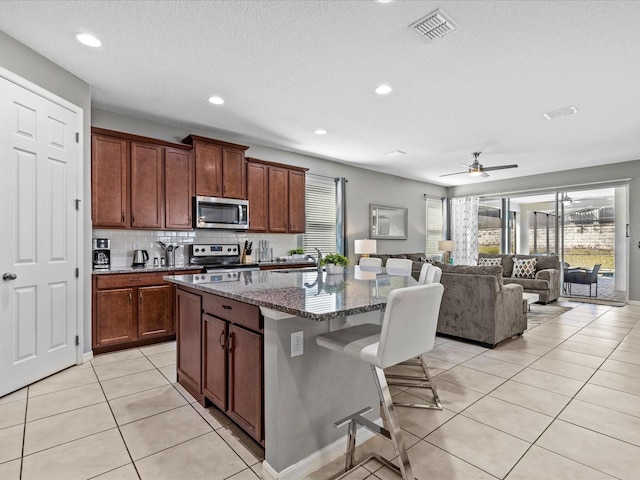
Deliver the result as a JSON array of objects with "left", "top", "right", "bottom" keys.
[{"left": 468, "top": 170, "right": 483, "bottom": 177}]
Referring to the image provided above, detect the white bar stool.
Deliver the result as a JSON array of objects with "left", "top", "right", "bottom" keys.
[
  {"left": 387, "top": 265, "right": 443, "bottom": 410},
  {"left": 316, "top": 283, "right": 444, "bottom": 479},
  {"left": 359, "top": 257, "right": 382, "bottom": 268},
  {"left": 385, "top": 258, "right": 413, "bottom": 275}
]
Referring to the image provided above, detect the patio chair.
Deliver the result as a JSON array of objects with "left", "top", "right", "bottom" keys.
[{"left": 564, "top": 264, "right": 601, "bottom": 297}]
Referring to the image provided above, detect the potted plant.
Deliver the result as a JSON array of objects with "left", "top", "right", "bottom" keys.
[
  {"left": 289, "top": 248, "right": 305, "bottom": 260},
  {"left": 320, "top": 253, "right": 349, "bottom": 274}
]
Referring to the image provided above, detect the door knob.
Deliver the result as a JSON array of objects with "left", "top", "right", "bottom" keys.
[{"left": 3, "top": 273, "right": 17, "bottom": 281}]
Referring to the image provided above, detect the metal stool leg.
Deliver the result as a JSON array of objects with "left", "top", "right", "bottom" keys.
[
  {"left": 386, "top": 356, "right": 443, "bottom": 410},
  {"left": 372, "top": 365, "right": 414, "bottom": 480}
]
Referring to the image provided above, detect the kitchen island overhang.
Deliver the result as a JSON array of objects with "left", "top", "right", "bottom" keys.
[{"left": 165, "top": 267, "right": 417, "bottom": 478}]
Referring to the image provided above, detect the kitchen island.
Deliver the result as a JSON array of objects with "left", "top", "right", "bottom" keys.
[{"left": 165, "top": 267, "right": 416, "bottom": 479}]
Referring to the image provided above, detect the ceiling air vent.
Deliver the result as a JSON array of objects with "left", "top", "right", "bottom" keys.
[{"left": 410, "top": 9, "right": 458, "bottom": 42}]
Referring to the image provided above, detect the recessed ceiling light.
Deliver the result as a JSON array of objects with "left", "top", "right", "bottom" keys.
[
  {"left": 75, "top": 33, "right": 101, "bottom": 48},
  {"left": 376, "top": 0, "right": 394, "bottom": 3},
  {"left": 542, "top": 106, "right": 578, "bottom": 120},
  {"left": 375, "top": 84, "right": 392, "bottom": 95},
  {"left": 314, "top": 129, "right": 328, "bottom": 135},
  {"left": 208, "top": 96, "right": 224, "bottom": 105},
  {"left": 386, "top": 150, "right": 406, "bottom": 156}
]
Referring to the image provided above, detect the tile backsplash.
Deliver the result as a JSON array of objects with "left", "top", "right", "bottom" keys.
[{"left": 93, "top": 229, "right": 300, "bottom": 268}]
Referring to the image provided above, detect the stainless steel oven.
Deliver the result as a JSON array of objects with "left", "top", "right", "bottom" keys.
[
  {"left": 193, "top": 196, "right": 249, "bottom": 230},
  {"left": 189, "top": 244, "right": 259, "bottom": 280}
]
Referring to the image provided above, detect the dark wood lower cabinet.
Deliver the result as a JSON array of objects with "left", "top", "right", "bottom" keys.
[
  {"left": 176, "top": 287, "right": 264, "bottom": 444},
  {"left": 94, "top": 288, "right": 136, "bottom": 346},
  {"left": 93, "top": 271, "right": 196, "bottom": 354},
  {"left": 228, "top": 324, "right": 263, "bottom": 442},
  {"left": 138, "top": 285, "right": 173, "bottom": 339},
  {"left": 176, "top": 288, "right": 203, "bottom": 403},
  {"left": 203, "top": 313, "right": 227, "bottom": 410}
]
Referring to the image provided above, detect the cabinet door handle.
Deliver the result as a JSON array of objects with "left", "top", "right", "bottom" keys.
[
  {"left": 222, "top": 305, "right": 232, "bottom": 310},
  {"left": 139, "top": 291, "right": 143, "bottom": 302},
  {"left": 122, "top": 211, "right": 125, "bottom": 223},
  {"left": 132, "top": 214, "right": 135, "bottom": 224},
  {"left": 128, "top": 292, "right": 132, "bottom": 304},
  {"left": 219, "top": 331, "right": 225, "bottom": 349},
  {"left": 227, "top": 333, "right": 233, "bottom": 352}
]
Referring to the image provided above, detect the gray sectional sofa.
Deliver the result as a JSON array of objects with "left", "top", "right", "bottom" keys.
[
  {"left": 478, "top": 254, "right": 561, "bottom": 304},
  {"left": 437, "top": 264, "right": 527, "bottom": 347}
]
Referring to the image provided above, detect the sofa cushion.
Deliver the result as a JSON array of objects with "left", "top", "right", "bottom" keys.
[
  {"left": 478, "top": 257, "right": 502, "bottom": 267},
  {"left": 505, "top": 277, "right": 550, "bottom": 290},
  {"left": 405, "top": 253, "right": 427, "bottom": 262},
  {"left": 512, "top": 258, "right": 537, "bottom": 278},
  {"left": 479, "top": 254, "right": 514, "bottom": 276},
  {"left": 439, "top": 264, "right": 504, "bottom": 289}
]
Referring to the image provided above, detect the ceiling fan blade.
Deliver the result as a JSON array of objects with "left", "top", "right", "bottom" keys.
[
  {"left": 482, "top": 164, "right": 519, "bottom": 172},
  {"left": 439, "top": 171, "right": 469, "bottom": 177}
]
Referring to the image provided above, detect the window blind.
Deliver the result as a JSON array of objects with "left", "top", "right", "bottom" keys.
[
  {"left": 303, "top": 175, "right": 337, "bottom": 256},
  {"left": 425, "top": 196, "right": 443, "bottom": 254}
]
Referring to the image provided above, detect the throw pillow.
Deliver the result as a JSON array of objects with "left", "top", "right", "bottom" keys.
[
  {"left": 512, "top": 258, "right": 537, "bottom": 278},
  {"left": 478, "top": 257, "right": 502, "bottom": 267}
]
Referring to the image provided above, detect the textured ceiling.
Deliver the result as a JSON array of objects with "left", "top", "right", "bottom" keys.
[{"left": 1, "top": 0, "right": 640, "bottom": 186}]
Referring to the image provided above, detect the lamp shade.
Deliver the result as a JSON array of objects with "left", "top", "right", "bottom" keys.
[
  {"left": 354, "top": 239, "right": 377, "bottom": 255},
  {"left": 438, "top": 240, "right": 454, "bottom": 252}
]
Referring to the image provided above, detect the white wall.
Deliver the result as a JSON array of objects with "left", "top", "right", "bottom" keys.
[
  {"left": 0, "top": 32, "right": 93, "bottom": 353},
  {"left": 450, "top": 162, "right": 640, "bottom": 302}
]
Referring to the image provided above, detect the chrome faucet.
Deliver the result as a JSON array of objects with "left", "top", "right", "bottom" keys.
[{"left": 304, "top": 248, "right": 324, "bottom": 273}]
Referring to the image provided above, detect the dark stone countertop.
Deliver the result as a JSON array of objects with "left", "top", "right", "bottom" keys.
[
  {"left": 164, "top": 266, "right": 417, "bottom": 321},
  {"left": 93, "top": 265, "right": 203, "bottom": 275}
]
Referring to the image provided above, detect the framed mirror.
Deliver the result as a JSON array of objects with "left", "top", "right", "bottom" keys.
[{"left": 369, "top": 204, "right": 408, "bottom": 240}]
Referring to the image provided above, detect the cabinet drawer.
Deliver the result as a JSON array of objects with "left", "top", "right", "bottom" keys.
[
  {"left": 95, "top": 272, "right": 168, "bottom": 289},
  {"left": 203, "top": 294, "right": 261, "bottom": 332}
]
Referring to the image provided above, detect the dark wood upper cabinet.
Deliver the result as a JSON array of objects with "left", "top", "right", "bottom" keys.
[
  {"left": 92, "top": 134, "right": 128, "bottom": 227},
  {"left": 130, "top": 142, "right": 163, "bottom": 229},
  {"left": 165, "top": 147, "right": 193, "bottom": 229},
  {"left": 268, "top": 166, "right": 289, "bottom": 233},
  {"left": 246, "top": 161, "right": 268, "bottom": 232},
  {"left": 91, "top": 128, "right": 192, "bottom": 230},
  {"left": 222, "top": 149, "right": 246, "bottom": 199},
  {"left": 193, "top": 142, "right": 222, "bottom": 197},
  {"left": 183, "top": 135, "right": 248, "bottom": 200},
  {"left": 250, "top": 157, "right": 307, "bottom": 234},
  {"left": 288, "top": 170, "right": 306, "bottom": 233}
]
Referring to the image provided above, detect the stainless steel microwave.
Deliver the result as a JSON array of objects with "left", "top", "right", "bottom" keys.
[{"left": 193, "top": 196, "right": 249, "bottom": 230}]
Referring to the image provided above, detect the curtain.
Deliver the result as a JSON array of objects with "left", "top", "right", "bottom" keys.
[{"left": 451, "top": 196, "right": 479, "bottom": 265}]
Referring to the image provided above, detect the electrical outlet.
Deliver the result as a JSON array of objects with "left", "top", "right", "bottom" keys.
[{"left": 291, "top": 331, "right": 303, "bottom": 357}]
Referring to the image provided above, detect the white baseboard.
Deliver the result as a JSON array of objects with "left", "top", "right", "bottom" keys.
[
  {"left": 261, "top": 423, "right": 379, "bottom": 480},
  {"left": 82, "top": 351, "right": 94, "bottom": 363},
  {"left": 628, "top": 300, "right": 640, "bottom": 306}
]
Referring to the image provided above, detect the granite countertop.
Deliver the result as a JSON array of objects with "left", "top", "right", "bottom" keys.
[
  {"left": 93, "top": 265, "right": 203, "bottom": 275},
  {"left": 257, "top": 259, "right": 316, "bottom": 267},
  {"left": 165, "top": 266, "right": 417, "bottom": 321}
]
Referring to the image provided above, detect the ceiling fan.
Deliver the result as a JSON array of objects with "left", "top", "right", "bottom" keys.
[{"left": 439, "top": 152, "right": 518, "bottom": 178}]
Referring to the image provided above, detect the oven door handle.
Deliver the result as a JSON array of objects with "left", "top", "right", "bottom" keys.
[{"left": 238, "top": 204, "right": 244, "bottom": 224}]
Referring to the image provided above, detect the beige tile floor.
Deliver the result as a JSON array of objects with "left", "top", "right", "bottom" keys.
[{"left": 0, "top": 301, "right": 639, "bottom": 479}]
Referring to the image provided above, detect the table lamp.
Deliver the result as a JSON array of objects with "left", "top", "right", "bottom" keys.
[
  {"left": 438, "top": 240, "right": 454, "bottom": 264},
  {"left": 354, "top": 239, "right": 377, "bottom": 258}
]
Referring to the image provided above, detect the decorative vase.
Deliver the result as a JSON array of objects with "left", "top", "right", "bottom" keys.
[{"left": 325, "top": 264, "right": 344, "bottom": 275}]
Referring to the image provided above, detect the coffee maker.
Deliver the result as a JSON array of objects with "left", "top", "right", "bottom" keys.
[{"left": 92, "top": 238, "right": 111, "bottom": 270}]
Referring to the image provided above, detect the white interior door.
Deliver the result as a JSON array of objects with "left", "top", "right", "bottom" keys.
[{"left": 0, "top": 74, "right": 80, "bottom": 397}]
